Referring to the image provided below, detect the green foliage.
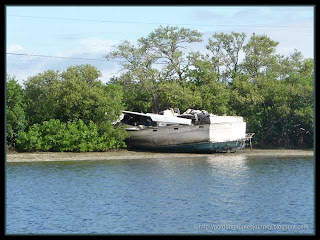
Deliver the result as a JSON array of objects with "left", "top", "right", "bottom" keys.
[
  {"left": 16, "top": 124, "right": 42, "bottom": 151},
  {"left": 139, "top": 25, "right": 202, "bottom": 85},
  {"left": 8, "top": 27, "right": 313, "bottom": 150},
  {"left": 105, "top": 28, "right": 313, "bottom": 149},
  {"left": 104, "top": 83, "right": 126, "bottom": 122},
  {"left": 157, "top": 81, "right": 202, "bottom": 112},
  {"left": 187, "top": 51, "right": 220, "bottom": 85},
  {"left": 23, "top": 70, "right": 61, "bottom": 125},
  {"left": 97, "top": 121, "right": 128, "bottom": 150},
  {"left": 40, "top": 119, "right": 67, "bottom": 151},
  {"left": 229, "top": 72, "right": 313, "bottom": 148},
  {"left": 107, "top": 26, "right": 203, "bottom": 112},
  {"left": 229, "top": 75, "right": 264, "bottom": 142},
  {"left": 23, "top": 64, "right": 125, "bottom": 125},
  {"left": 16, "top": 65, "right": 128, "bottom": 152},
  {"left": 206, "top": 32, "right": 246, "bottom": 82},
  {"left": 6, "top": 75, "right": 28, "bottom": 148},
  {"left": 111, "top": 73, "right": 154, "bottom": 113},
  {"left": 199, "top": 81, "right": 230, "bottom": 115},
  {"left": 242, "top": 33, "right": 279, "bottom": 78},
  {"left": 16, "top": 119, "right": 128, "bottom": 152}
]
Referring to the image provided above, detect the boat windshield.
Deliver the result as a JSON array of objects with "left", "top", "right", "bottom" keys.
[{"left": 121, "top": 113, "right": 156, "bottom": 127}]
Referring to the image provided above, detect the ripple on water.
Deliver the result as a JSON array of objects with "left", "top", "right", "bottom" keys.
[{"left": 6, "top": 155, "right": 314, "bottom": 234}]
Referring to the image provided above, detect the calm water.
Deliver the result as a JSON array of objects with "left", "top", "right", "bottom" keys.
[{"left": 6, "top": 154, "right": 314, "bottom": 235}]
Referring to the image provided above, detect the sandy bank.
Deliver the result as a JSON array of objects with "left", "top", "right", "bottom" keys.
[{"left": 6, "top": 149, "right": 314, "bottom": 163}]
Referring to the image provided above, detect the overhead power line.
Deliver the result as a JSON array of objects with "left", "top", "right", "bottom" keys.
[
  {"left": 6, "top": 52, "right": 174, "bottom": 65},
  {"left": 8, "top": 14, "right": 312, "bottom": 28},
  {"left": 7, "top": 52, "right": 116, "bottom": 62}
]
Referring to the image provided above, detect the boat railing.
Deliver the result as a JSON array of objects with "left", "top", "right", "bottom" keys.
[
  {"left": 245, "top": 133, "right": 255, "bottom": 139},
  {"left": 245, "top": 133, "right": 255, "bottom": 151}
]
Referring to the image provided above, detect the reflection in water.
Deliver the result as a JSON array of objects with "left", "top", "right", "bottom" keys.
[
  {"left": 6, "top": 155, "right": 314, "bottom": 234},
  {"left": 205, "top": 154, "right": 248, "bottom": 175},
  {"left": 197, "top": 155, "right": 251, "bottom": 226}
]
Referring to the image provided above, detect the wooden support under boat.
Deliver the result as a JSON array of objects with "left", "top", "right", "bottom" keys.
[{"left": 246, "top": 133, "right": 255, "bottom": 151}]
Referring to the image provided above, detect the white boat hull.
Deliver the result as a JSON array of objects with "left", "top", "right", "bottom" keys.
[{"left": 125, "top": 121, "right": 247, "bottom": 152}]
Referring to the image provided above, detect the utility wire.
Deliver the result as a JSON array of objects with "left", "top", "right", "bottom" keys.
[
  {"left": 6, "top": 52, "right": 173, "bottom": 65},
  {"left": 7, "top": 52, "right": 116, "bottom": 62},
  {"left": 8, "top": 14, "right": 312, "bottom": 28}
]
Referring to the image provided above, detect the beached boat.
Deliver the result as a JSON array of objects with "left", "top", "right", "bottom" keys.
[{"left": 118, "top": 109, "right": 254, "bottom": 153}]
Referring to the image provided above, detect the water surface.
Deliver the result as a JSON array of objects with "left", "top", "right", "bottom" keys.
[{"left": 6, "top": 154, "right": 314, "bottom": 234}]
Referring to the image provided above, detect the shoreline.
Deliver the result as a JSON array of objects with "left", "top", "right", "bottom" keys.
[{"left": 6, "top": 149, "right": 314, "bottom": 163}]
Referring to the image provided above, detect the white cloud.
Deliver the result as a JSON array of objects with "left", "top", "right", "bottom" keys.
[
  {"left": 100, "top": 67, "right": 123, "bottom": 84},
  {"left": 6, "top": 38, "right": 124, "bottom": 85},
  {"left": 6, "top": 25, "right": 314, "bottom": 87},
  {"left": 7, "top": 44, "right": 24, "bottom": 53},
  {"left": 6, "top": 44, "right": 49, "bottom": 84},
  {"left": 6, "top": 59, "right": 48, "bottom": 84},
  {"left": 193, "top": 9, "right": 223, "bottom": 21},
  {"left": 80, "top": 38, "right": 119, "bottom": 53},
  {"left": 57, "top": 38, "right": 120, "bottom": 57}
]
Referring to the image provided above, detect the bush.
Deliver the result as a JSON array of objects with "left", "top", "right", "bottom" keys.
[
  {"left": 97, "top": 121, "right": 128, "bottom": 150},
  {"left": 6, "top": 75, "right": 28, "bottom": 148},
  {"left": 16, "top": 119, "right": 128, "bottom": 152},
  {"left": 40, "top": 119, "right": 66, "bottom": 151},
  {"left": 16, "top": 124, "right": 42, "bottom": 152}
]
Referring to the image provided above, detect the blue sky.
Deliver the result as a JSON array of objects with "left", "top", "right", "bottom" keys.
[{"left": 6, "top": 6, "right": 314, "bottom": 85}]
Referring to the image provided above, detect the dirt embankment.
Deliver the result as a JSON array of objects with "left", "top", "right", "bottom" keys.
[{"left": 6, "top": 149, "right": 314, "bottom": 163}]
